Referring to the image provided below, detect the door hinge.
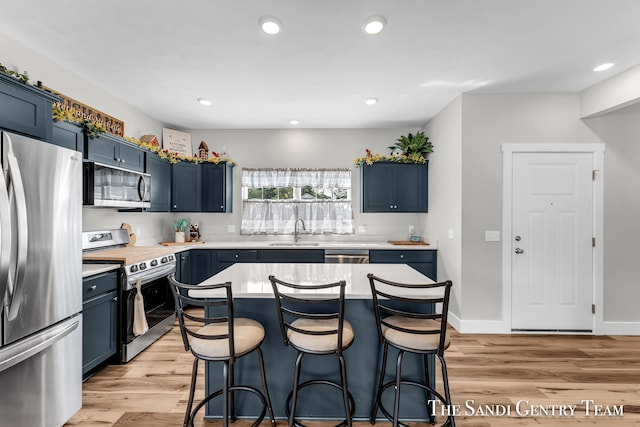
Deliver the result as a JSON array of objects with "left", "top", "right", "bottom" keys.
[
  {"left": 592, "top": 237, "right": 596, "bottom": 247},
  {"left": 592, "top": 304, "right": 596, "bottom": 314},
  {"left": 592, "top": 169, "right": 599, "bottom": 181}
]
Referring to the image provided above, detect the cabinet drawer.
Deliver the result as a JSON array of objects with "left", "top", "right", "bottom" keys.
[
  {"left": 216, "top": 250, "right": 258, "bottom": 263},
  {"left": 369, "top": 249, "right": 435, "bottom": 264},
  {"left": 83, "top": 271, "right": 118, "bottom": 300},
  {"left": 259, "top": 249, "right": 325, "bottom": 263}
]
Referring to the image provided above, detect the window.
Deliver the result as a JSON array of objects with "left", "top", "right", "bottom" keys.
[{"left": 241, "top": 168, "right": 354, "bottom": 235}]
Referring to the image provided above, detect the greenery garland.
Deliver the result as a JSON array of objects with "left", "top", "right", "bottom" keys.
[
  {"left": 354, "top": 131, "right": 432, "bottom": 166},
  {"left": 0, "top": 62, "right": 30, "bottom": 84}
]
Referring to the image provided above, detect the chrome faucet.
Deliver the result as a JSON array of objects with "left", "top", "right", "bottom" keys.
[{"left": 294, "top": 218, "right": 306, "bottom": 243}]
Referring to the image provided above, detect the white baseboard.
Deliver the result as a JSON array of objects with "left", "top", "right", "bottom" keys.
[
  {"left": 447, "top": 311, "right": 510, "bottom": 334},
  {"left": 597, "top": 321, "right": 640, "bottom": 336},
  {"left": 448, "top": 312, "right": 640, "bottom": 336}
]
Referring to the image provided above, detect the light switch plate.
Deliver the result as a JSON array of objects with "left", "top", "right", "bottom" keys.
[{"left": 485, "top": 230, "right": 501, "bottom": 241}]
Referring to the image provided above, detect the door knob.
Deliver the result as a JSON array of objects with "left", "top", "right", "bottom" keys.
[{"left": 515, "top": 248, "right": 524, "bottom": 254}]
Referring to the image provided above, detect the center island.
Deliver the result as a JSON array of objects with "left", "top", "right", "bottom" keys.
[{"left": 189, "top": 262, "right": 440, "bottom": 422}]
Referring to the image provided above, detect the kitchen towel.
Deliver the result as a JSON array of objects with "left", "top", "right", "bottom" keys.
[{"left": 133, "top": 278, "right": 149, "bottom": 336}]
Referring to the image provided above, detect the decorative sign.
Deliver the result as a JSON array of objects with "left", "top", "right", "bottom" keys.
[
  {"left": 162, "top": 128, "right": 192, "bottom": 157},
  {"left": 40, "top": 84, "right": 124, "bottom": 137}
]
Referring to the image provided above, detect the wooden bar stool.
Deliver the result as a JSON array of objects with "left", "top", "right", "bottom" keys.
[
  {"left": 367, "top": 274, "right": 455, "bottom": 427},
  {"left": 168, "top": 274, "right": 276, "bottom": 427},
  {"left": 268, "top": 275, "right": 355, "bottom": 427}
]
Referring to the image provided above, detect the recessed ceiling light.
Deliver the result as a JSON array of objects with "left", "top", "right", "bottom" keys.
[
  {"left": 289, "top": 119, "right": 299, "bottom": 125},
  {"left": 365, "top": 97, "right": 379, "bottom": 105},
  {"left": 363, "top": 16, "right": 387, "bottom": 35},
  {"left": 593, "top": 63, "right": 614, "bottom": 72},
  {"left": 259, "top": 16, "right": 283, "bottom": 35},
  {"left": 197, "top": 98, "right": 212, "bottom": 106}
]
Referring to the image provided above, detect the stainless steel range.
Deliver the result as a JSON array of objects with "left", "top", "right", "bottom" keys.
[{"left": 82, "top": 229, "right": 176, "bottom": 362}]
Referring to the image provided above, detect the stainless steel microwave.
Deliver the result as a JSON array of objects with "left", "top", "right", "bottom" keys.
[{"left": 83, "top": 161, "right": 151, "bottom": 209}]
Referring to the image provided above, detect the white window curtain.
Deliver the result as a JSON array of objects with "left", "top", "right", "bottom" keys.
[{"left": 241, "top": 168, "right": 354, "bottom": 235}]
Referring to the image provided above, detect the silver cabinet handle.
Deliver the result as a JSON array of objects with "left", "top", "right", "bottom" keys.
[
  {"left": 515, "top": 248, "right": 524, "bottom": 254},
  {"left": 90, "top": 285, "right": 97, "bottom": 290}
]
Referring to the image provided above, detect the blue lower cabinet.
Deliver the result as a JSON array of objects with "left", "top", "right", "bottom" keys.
[
  {"left": 369, "top": 249, "right": 437, "bottom": 281},
  {"left": 82, "top": 271, "right": 118, "bottom": 379}
]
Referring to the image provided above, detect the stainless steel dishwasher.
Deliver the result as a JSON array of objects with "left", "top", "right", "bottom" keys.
[{"left": 324, "top": 249, "right": 370, "bottom": 264}]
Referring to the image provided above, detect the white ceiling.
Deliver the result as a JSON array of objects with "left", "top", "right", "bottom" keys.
[{"left": 2, "top": 0, "right": 640, "bottom": 130}]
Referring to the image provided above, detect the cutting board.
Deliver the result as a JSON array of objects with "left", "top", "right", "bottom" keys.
[
  {"left": 387, "top": 240, "right": 430, "bottom": 246},
  {"left": 121, "top": 223, "right": 136, "bottom": 246},
  {"left": 160, "top": 241, "right": 206, "bottom": 246}
]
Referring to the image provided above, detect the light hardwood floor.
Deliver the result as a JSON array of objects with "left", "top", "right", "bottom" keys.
[{"left": 65, "top": 313, "right": 640, "bottom": 426}]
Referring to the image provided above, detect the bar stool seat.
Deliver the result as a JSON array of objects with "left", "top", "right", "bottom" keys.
[
  {"left": 287, "top": 318, "right": 354, "bottom": 352},
  {"left": 381, "top": 316, "right": 451, "bottom": 352},
  {"left": 190, "top": 318, "right": 265, "bottom": 358}
]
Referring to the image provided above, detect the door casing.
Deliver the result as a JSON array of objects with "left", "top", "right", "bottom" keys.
[{"left": 501, "top": 143, "right": 605, "bottom": 334}]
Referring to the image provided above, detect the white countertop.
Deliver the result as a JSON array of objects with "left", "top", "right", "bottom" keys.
[
  {"left": 156, "top": 239, "right": 436, "bottom": 252},
  {"left": 189, "top": 263, "right": 438, "bottom": 299},
  {"left": 82, "top": 263, "right": 120, "bottom": 278}
]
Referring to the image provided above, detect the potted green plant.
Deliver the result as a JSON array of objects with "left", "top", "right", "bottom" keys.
[{"left": 388, "top": 131, "right": 433, "bottom": 162}]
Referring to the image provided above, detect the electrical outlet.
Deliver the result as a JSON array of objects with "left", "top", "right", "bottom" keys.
[
  {"left": 448, "top": 229, "right": 455, "bottom": 239},
  {"left": 409, "top": 225, "right": 415, "bottom": 234},
  {"left": 358, "top": 225, "right": 367, "bottom": 234},
  {"left": 227, "top": 225, "right": 235, "bottom": 233}
]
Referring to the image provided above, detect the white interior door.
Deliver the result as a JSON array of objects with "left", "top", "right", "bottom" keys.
[{"left": 511, "top": 152, "right": 593, "bottom": 331}]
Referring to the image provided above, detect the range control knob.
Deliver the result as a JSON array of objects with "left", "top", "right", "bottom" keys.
[
  {"left": 168, "top": 255, "right": 174, "bottom": 261},
  {"left": 151, "top": 259, "right": 158, "bottom": 267},
  {"left": 139, "top": 262, "right": 147, "bottom": 270},
  {"left": 130, "top": 265, "right": 138, "bottom": 273},
  {"left": 161, "top": 256, "right": 168, "bottom": 263}
]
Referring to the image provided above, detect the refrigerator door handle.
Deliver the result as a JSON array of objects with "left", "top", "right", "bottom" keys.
[
  {"left": 0, "top": 164, "right": 11, "bottom": 305},
  {"left": 4, "top": 149, "right": 29, "bottom": 321},
  {"left": 0, "top": 316, "right": 80, "bottom": 373}
]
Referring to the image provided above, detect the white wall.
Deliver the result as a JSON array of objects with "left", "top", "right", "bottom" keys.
[
  {"left": 187, "top": 128, "right": 424, "bottom": 240},
  {"left": 582, "top": 102, "right": 640, "bottom": 323},
  {"left": 0, "top": 32, "right": 166, "bottom": 138},
  {"left": 422, "top": 97, "right": 463, "bottom": 317},
  {"left": 460, "top": 93, "right": 602, "bottom": 322},
  {"left": 580, "top": 64, "right": 640, "bottom": 118}
]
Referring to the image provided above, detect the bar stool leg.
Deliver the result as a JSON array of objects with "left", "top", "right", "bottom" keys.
[
  {"left": 256, "top": 347, "right": 276, "bottom": 426},
  {"left": 392, "top": 351, "right": 405, "bottom": 427},
  {"left": 222, "top": 361, "right": 230, "bottom": 427},
  {"left": 370, "top": 342, "right": 389, "bottom": 424},
  {"left": 338, "top": 354, "right": 352, "bottom": 427},
  {"left": 229, "top": 360, "right": 236, "bottom": 422},
  {"left": 289, "top": 351, "right": 305, "bottom": 427},
  {"left": 423, "top": 354, "right": 437, "bottom": 425},
  {"left": 438, "top": 354, "right": 455, "bottom": 427},
  {"left": 185, "top": 358, "right": 199, "bottom": 427}
]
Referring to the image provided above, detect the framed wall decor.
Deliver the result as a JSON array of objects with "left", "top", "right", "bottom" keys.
[{"left": 162, "top": 128, "right": 192, "bottom": 157}]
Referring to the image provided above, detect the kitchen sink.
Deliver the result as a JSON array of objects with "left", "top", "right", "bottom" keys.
[{"left": 268, "top": 242, "right": 320, "bottom": 247}]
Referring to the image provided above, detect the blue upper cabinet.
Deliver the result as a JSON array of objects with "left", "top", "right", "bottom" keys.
[
  {"left": 202, "top": 162, "right": 233, "bottom": 213},
  {"left": 51, "top": 120, "right": 84, "bottom": 153},
  {"left": 145, "top": 153, "right": 172, "bottom": 212},
  {"left": 85, "top": 133, "right": 145, "bottom": 172},
  {"left": 172, "top": 161, "right": 202, "bottom": 212},
  {"left": 0, "top": 73, "right": 58, "bottom": 141},
  {"left": 360, "top": 162, "right": 428, "bottom": 212}
]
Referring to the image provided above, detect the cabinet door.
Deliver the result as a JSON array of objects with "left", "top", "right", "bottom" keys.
[
  {"left": 191, "top": 250, "right": 214, "bottom": 284},
  {"left": 85, "top": 136, "right": 120, "bottom": 167},
  {"left": 172, "top": 162, "right": 202, "bottom": 212},
  {"left": 0, "top": 74, "right": 56, "bottom": 141},
  {"left": 361, "top": 163, "right": 395, "bottom": 211},
  {"left": 145, "top": 153, "right": 172, "bottom": 212},
  {"left": 118, "top": 142, "right": 145, "bottom": 172},
  {"left": 82, "top": 290, "right": 118, "bottom": 377},
  {"left": 394, "top": 163, "right": 428, "bottom": 212},
  {"left": 361, "top": 162, "right": 428, "bottom": 213},
  {"left": 202, "top": 162, "right": 232, "bottom": 212},
  {"left": 176, "top": 251, "right": 192, "bottom": 284},
  {"left": 51, "top": 121, "right": 83, "bottom": 152}
]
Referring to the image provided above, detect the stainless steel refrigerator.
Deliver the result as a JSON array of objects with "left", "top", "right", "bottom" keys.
[{"left": 0, "top": 131, "right": 82, "bottom": 426}]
